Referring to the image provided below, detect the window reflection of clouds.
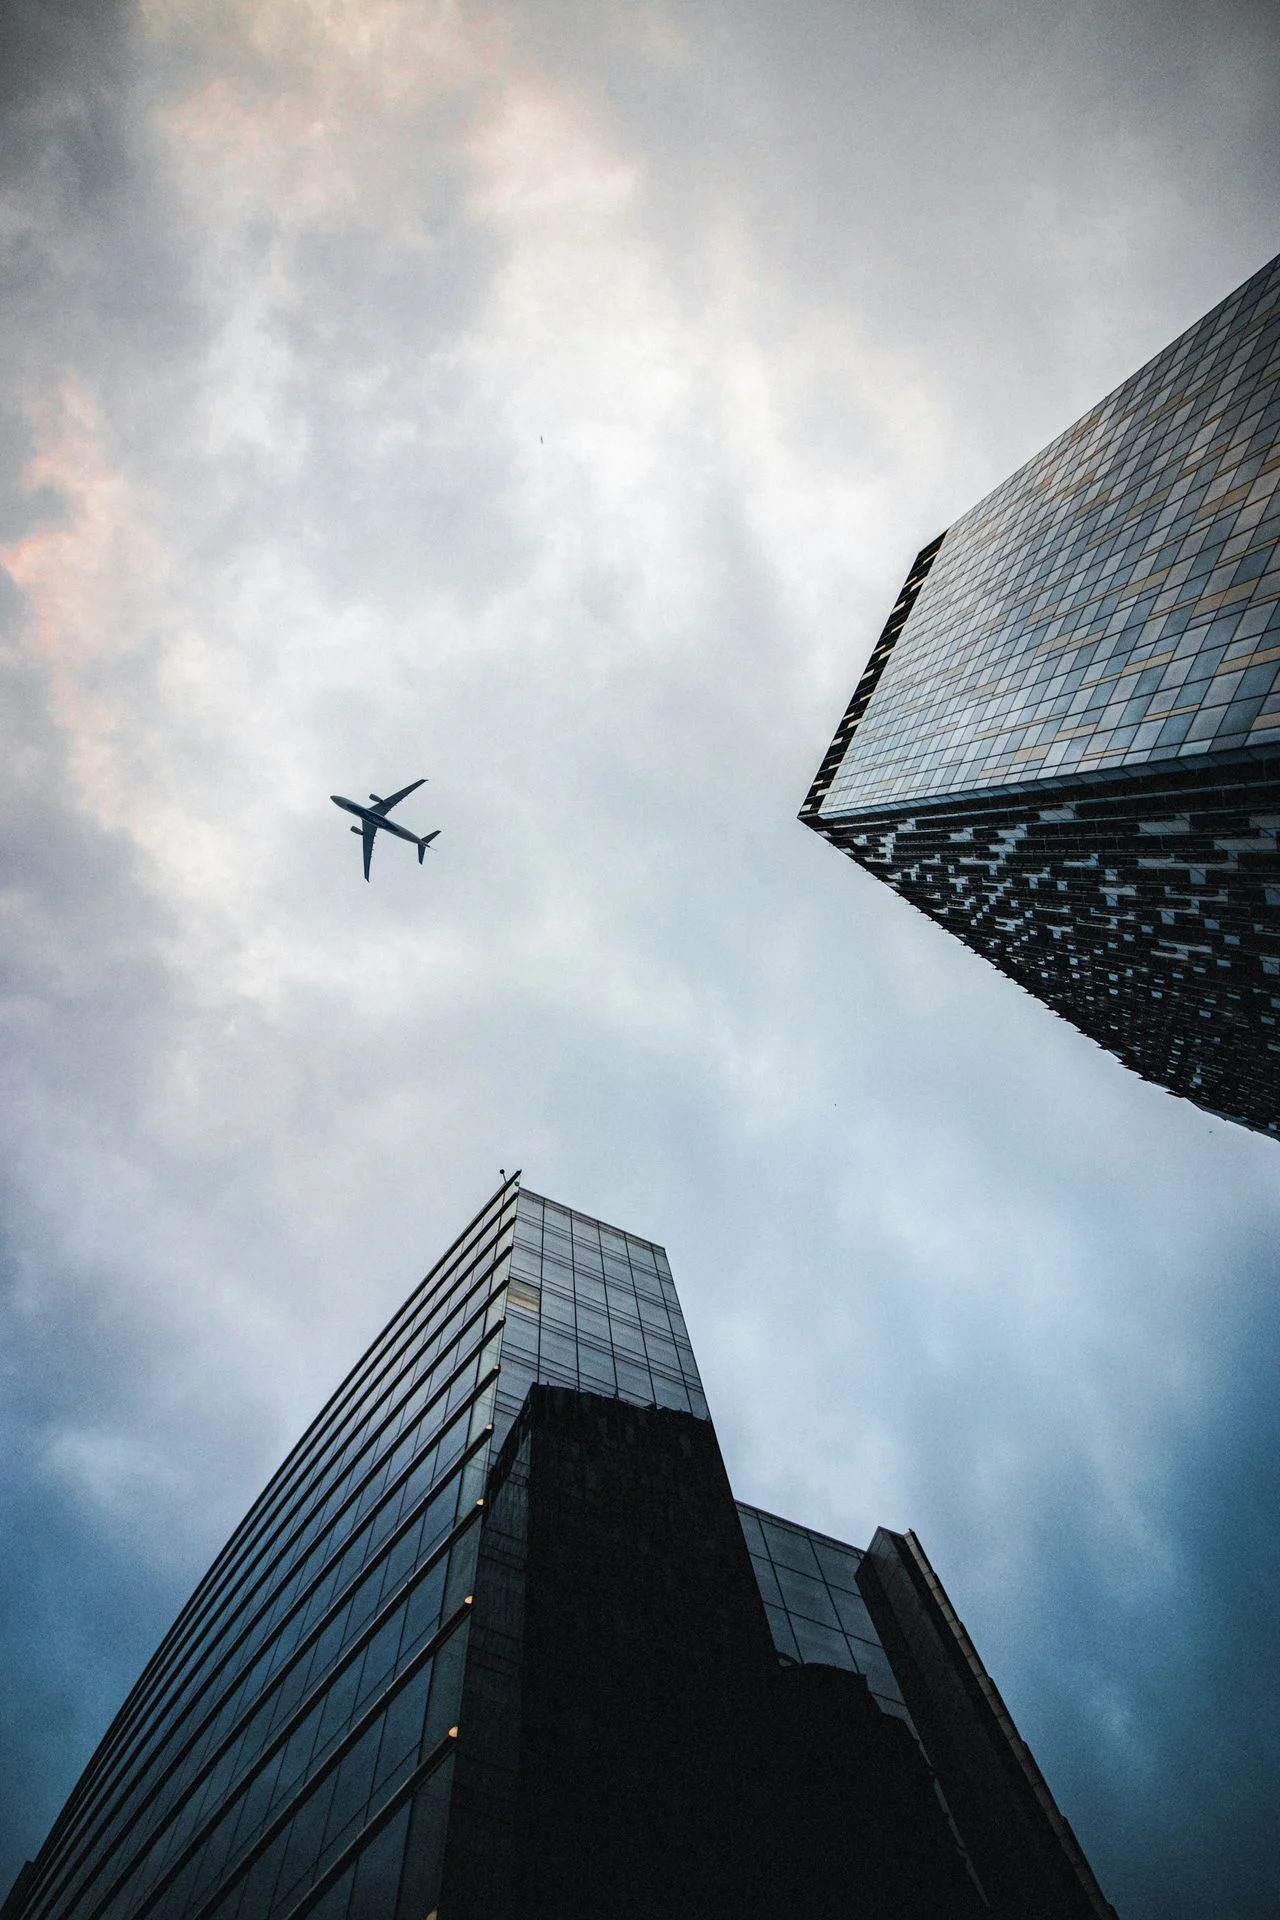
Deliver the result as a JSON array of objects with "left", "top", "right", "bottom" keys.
[
  {"left": 23, "top": 1182, "right": 519, "bottom": 1920},
  {"left": 822, "top": 255, "right": 1280, "bottom": 819},
  {"left": 737, "top": 1502, "right": 913, "bottom": 1726},
  {"left": 497, "top": 1190, "right": 710, "bottom": 1432}
]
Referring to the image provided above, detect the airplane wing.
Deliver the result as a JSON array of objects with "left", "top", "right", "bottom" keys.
[
  {"left": 362, "top": 818, "right": 377, "bottom": 881},
  {"left": 371, "top": 778, "right": 426, "bottom": 815}
]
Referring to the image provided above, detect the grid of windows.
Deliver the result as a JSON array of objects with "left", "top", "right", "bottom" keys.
[
  {"left": 819, "top": 251, "right": 1280, "bottom": 817},
  {"left": 15, "top": 1182, "right": 520, "bottom": 1920},
  {"left": 14, "top": 1185, "right": 1116, "bottom": 1920},
  {"left": 493, "top": 1190, "right": 710, "bottom": 1446},
  {"left": 735, "top": 1504, "right": 912, "bottom": 1727},
  {"left": 15, "top": 1183, "right": 711, "bottom": 1920},
  {"left": 820, "top": 767, "right": 1279, "bottom": 1136}
]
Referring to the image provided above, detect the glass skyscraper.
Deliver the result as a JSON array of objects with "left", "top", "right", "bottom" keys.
[
  {"left": 5, "top": 1179, "right": 1114, "bottom": 1920},
  {"left": 803, "top": 252, "right": 1280, "bottom": 1136}
]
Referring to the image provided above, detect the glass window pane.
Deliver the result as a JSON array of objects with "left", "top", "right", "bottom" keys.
[
  {"left": 813, "top": 1542, "right": 863, "bottom": 1592},
  {"left": 790, "top": 1617, "right": 850, "bottom": 1666},
  {"left": 761, "top": 1523, "right": 820, "bottom": 1576},
  {"left": 774, "top": 1566, "right": 840, "bottom": 1629}
]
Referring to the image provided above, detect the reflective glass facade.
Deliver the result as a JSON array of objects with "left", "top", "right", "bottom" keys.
[
  {"left": 736, "top": 1503, "right": 910, "bottom": 1723},
  {"left": 6, "top": 1182, "right": 707, "bottom": 1920},
  {"left": 817, "top": 254, "right": 1280, "bottom": 815},
  {"left": 9, "top": 1179, "right": 518, "bottom": 1920},
  {"left": 496, "top": 1188, "right": 709, "bottom": 1443},
  {"left": 803, "top": 254, "right": 1280, "bottom": 1136},
  {"left": 859, "top": 1529, "right": 1115, "bottom": 1920},
  {"left": 10, "top": 1181, "right": 1113, "bottom": 1920},
  {"left": 736, "top": 1507, "right": 1115, "bottom": 1918}
]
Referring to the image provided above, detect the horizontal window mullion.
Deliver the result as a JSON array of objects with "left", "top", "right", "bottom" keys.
[
  {"left": 240, "top": 1226, "right": 506, "bottom": 1547},
  {"left": 32, "top": 1359, "right": 500, "bottom": 1920},
  {"left": 277, "top": 1730, "right": 459, "bottom": 1920},
  {"left": 222, "top": 1189, "right": 510, "bottom": 1554},
  {"left": 72, "top": 1494, "right": 484, "bottom": 1920},
  {"left": 95, "top": 1225, "right": 507, "bottom": 1750},
  {"left": 176, "top": 1319, "right": 495, "bottom": 1690},
  {"left": 219, "top": 1298, "right": 497, "bottom": 1644},
  {"left": 128, "top": 1600, "right": 475, "bottom": 1920},
  {"left": 289, "top": 1287, "right": 500, "bottom": 1551},
  {"left": 70, "top": 1212, "right": 510, "bottom": 1802},
  {"left": 58, "top": 1302, "right": 501, "bottom": 1855}
]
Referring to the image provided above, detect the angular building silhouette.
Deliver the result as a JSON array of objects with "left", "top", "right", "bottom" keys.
[
  {"left": 802, "top": 254, "right": 1280, "bottom": 1137},
  {"left": 5, "top": 1179, "right": 1114, "bottom": 1920}
]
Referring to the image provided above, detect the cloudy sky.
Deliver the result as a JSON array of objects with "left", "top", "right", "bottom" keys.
[{"left": 2, "top": 0, "right": 1278, "bottom": 1912}]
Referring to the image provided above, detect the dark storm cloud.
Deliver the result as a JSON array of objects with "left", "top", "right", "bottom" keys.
[
  {"left": 1, "top": 2, "right": 1278, "bottom": 1914},
  {"left": 1028, "top": 1286, "right": 1280, "bottom": 1920}
]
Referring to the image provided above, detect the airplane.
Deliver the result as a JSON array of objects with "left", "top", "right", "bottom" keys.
[{"left": 330, "top": 778, "right": 440, "bottom": 881}]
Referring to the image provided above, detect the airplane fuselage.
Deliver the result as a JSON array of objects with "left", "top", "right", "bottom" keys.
[{"left": 330, "top": 794, "right": 421, "bottom": 844}]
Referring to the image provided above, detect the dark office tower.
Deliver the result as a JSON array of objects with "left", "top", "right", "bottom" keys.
[
  {"left": 6, "top": 1181, "right": 1112, "bottom": 1920},
  {"left": 857, "top": 1528, "right": 1115, "bottom": 1920},
  {"left": 802, "top": 253, "right": 1280, "bottom": 1137},
  {"left": 737, "top": 1506, "right": 1115, "bottom": 1920}
]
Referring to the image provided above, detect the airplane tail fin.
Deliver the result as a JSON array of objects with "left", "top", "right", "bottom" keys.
[{"left": 418, "top": 829, "right": 440, "bottom": 865}]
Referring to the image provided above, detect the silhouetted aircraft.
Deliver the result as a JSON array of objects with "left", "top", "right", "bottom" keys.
[{"left": 330, "top": 778, "right": 440, "bottom": 880}]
